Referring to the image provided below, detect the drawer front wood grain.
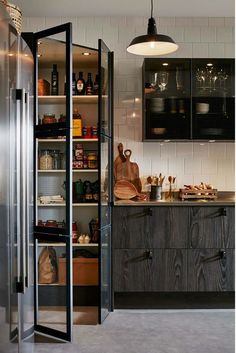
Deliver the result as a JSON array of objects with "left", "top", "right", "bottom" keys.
[
  {"left": 114, "top": 249, "right": 187, "bottom": 292},
  {"left": 187, "top": 249, "right": 235, "bottom": 292}
]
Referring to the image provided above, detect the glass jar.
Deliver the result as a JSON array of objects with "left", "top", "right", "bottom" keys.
[
  {"left": 87, "top": 153, "right": 97, "bottom": 169},
  {"left": 39, "top": 150, "right": 53, "bottom": 170},
  {"left": 42, "top": 114, "right": 57, "bottom": 124},
  {"left": 51, "top": 150, "right": 61, "bottom": 170},
  {"left": 60, "top": 152, "right": 66, "bottom": 170}
]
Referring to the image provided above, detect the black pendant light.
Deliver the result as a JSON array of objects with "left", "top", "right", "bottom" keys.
[{"left": 127, "top": 0, "right": 178, "bottom": 56}]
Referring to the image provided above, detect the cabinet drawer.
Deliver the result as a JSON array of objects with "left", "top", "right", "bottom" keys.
[
  {"left": 189, "top": 207, "right": 235, "bottom": 249},
  {"left": 113, "top": 207, "right": 189, "bottom": 249},
  {"left": 188, "top": 249, "right": 235, "bottom": 292},
  {"left": 114, "top": 249, "right": 187, "bottom": 292}
]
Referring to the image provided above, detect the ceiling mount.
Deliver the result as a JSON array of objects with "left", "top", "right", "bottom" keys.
[{"left": 127, "top": 0, "right": 178, "bottom": 56}]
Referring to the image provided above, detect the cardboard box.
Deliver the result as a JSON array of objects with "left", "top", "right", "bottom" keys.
[{"left": 58, "top": 257, "right": 98, "bottom": 286}]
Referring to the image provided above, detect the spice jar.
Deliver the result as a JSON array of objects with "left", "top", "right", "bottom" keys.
[
  {"left": 42, "top": 114, "right": 57, "bottom": 124},
  {"left": 39, "top": 150, "right": 53, "bottom": 170},
  {"left": 45, "top": 220, "right": 58, "bottom": 228},
  {"left": 87, "top": 153, "right": 97, "bottom": 169}
]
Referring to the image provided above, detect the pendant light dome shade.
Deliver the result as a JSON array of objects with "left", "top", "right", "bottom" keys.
[{"left": 127, "top": 8, "right": 178, "bottom": 56}]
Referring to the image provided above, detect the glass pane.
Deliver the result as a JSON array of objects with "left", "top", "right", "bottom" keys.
[
  {"left": 36, "top": 241, "right": 69, "bottom": 333},
  {"left": 144, "top": 59, "right": 191, "bottom": 140},
  {"left": 192, "top": 59, "right": 235, "bottom": 140},
  {"left": 36, "top": 138, "right": 67, "bottom": 232},
  {"left": 36, "top": 33, "right": 68, "bottom": 129},
  {"left": 99, "top": 41, "right": 110, "bottom": 136},
  {"left": 100, "top": 135, "right": 110, "bottom": 227},
  {"left": 100, "top": 226, "right": 111, "bottom": 322}
]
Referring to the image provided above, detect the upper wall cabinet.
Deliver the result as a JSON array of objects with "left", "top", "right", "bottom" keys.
[{"left": 143, "top": 58, "right": 235, "bottom": 141}]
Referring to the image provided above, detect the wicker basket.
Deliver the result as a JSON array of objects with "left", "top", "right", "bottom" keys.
[{"left": 0, "top": 0, "right": 22, "bottom": 34}]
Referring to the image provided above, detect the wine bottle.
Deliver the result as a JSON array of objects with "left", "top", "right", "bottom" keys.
[
  {"left": 72, "top": 72, "right": 77, "bottom": 95},
  {"left": 51, "top": 64, "right": 58, "bottom": 95},
  {"left": 76, "top": 72, "right": 85, "bottom": 95},
  {"left": 93, "top": 74, "right": 99, "bottom": 95},
  {"left": 86, "top": 72, "right": 93, "bottom": 95}
]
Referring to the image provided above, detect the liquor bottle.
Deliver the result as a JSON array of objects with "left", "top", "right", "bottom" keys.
[
  {"left": 72, "top": 109, "right": 82, "bottom": 138},
  {"left": 85, "top": 73, "right": 93, "bottom": 95},
  {"left": 72, "top": 72, "right": 77, "bottom": 95},
  {"left": 51, "top": 64, "right": 58, "bottom": 95},
  {"left": 93, "top": 74, "right": 99, "bottom": 95},
  {"left": 76, "top": 72, "right": 85, "bottom": 95}
]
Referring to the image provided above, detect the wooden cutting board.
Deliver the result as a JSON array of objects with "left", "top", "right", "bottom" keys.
[{"left": 114, "top": 144, "right": 142, "bottom": 193}]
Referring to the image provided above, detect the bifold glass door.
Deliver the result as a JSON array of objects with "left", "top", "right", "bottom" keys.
[
  {"left": 98, "top": 39, "right": 113, "bottom": 323},
  {"left": 33, "top": 23, "right": 73, "bottom": 342}
]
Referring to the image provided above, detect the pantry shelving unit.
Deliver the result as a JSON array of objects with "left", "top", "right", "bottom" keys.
[{"left": 31, "top": 22, "right": 113, "bottom": 342}]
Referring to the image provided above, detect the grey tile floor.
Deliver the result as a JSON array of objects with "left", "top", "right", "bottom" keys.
[{"left": 34, "top": 309, "right": 234, "bottom": 353}]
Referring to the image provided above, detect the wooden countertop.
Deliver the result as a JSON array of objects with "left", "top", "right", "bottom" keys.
[{"left": 114, "top": 191, "right": 235, "bottom": 206}]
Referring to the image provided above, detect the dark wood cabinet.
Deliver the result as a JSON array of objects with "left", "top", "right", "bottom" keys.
[
  {"left": 114, "top": 249, "right": 187, "bottom": 292},
  {"left": 189, "top": 207, "right": 235, "bottom": 249},
  {"left": 143, "top": 58, "right": 235, "bottom": 141},
  {"left": 113, "top": 206, "right": 189, "bottom": 249},
  {"left": 113, "top": 206, "right": 235, "bottom": 295},
  {"left": 188, "top": 249, "right": 235, "bottom": 292}
]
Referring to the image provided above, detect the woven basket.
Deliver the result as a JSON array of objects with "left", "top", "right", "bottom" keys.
[{"left": 0, "top": 0, "right": 22, "bottom": 34}]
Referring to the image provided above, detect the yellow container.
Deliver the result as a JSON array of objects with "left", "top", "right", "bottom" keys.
[{"left": 73, "top": 112, "right": 82, "bottom": 137}]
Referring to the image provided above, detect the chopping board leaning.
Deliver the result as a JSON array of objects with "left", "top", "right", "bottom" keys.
[{"left": 114, "top": 143, "right": 142, "bottom": 197}]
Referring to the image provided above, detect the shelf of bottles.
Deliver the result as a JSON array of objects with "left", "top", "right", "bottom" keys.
[{"left": 143, "top": 59, "right": 191, "bottom": 140}]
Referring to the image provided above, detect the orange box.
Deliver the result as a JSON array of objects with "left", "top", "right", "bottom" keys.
[{"left": 58, "top": 257, "right": 98, "bottom": 286}]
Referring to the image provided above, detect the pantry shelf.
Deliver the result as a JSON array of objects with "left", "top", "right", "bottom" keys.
[
  {"left": 37, "top": 242, "right": 98, "bottom": 247},
  {"left": 38, "top": 95, "right": 98, "bottom": 104}
]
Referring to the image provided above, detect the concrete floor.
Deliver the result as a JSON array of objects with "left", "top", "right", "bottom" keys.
[{"left": 34, "top": 309, "right": 235, "bottom": 353}]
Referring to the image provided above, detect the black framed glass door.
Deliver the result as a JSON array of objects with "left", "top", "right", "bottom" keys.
[
  {"left": 33, "top": 23, "right": 73, "bottom": 342},
  {"left": 98, "top": 39, "right": 113, "bottom": 323}
]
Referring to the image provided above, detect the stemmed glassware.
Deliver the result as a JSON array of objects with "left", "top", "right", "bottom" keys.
[
  {"left": 157, "top": 71, "right": 169, "bottom": 91},
  {"left": 218, "top": 69, "right": 228, "bottom": 91}
]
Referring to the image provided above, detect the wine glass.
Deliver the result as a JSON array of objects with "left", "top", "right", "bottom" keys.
[
  {"left": 176, "top": 66, "right": 184, "bottom": 91},
  {"left": 149, "top": 72, "right": 158, "bottom": 89},
  {"left": 218, "top": 69, "right": 228, "bottom": 91},
  {"left": 157, "top": 71, "right": 169, "bottom": 92}
]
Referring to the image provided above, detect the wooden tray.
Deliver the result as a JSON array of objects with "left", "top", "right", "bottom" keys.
[{"left": 179, "top": 188, "right": 218, "bottom": 200}]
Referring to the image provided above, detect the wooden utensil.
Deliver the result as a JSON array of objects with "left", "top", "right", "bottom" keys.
[
  {"left": 123, "top": 149, "right": 142, "bottom": 193},
  {"left": 114, "top": 180, "right": 146, "bottom": 200}
]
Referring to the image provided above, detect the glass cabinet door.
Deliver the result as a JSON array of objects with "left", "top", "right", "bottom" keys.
[
  {"left": 192, "top": 59, "right": 235, "bottom": 140},
  {"left": 33, "top": 23, "right": 73, "bottom": 342},
  {"left": 143, "top": 58, "right": 191, "bottom": 140}
]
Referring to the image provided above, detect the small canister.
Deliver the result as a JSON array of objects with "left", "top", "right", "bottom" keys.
[
  {"left": 42, "top": 114, "right": 57, "bottom": 124},
  {"left": 92, "top": 126, "right": 98, "bottom": 138},
  {"left": 87, "top": 153, "right": 97, "bottom": 169},
  {"left": 75, "top": 144, "right": 83, "bottom": 160},
  {"left": 150, "top": 185, "right": 162, "bottom": 201},
  {"left": 72, "top": 221, "right": 78, "bottom": 243},
  {"left": 45, "top": 220, "right": 58, "bottom": 228}
]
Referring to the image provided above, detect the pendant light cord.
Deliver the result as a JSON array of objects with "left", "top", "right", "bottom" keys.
[{"left": 151, "top": 0, "right": 153, "bottom": 18}]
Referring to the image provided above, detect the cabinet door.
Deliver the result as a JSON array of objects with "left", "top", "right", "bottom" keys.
[
  {"left": 189, "top": 207, "right": 235, "bottom": 249},
  {"left": 143, "top": 58, "right": 191, "bottom": 141},
  {"left": 151, "top": 207, "right": 189, "bottom": 248},
  {"left": 33, "top": 23, "right": 73, "bottom": 342},
  {"left": 192, "top": 59, "right": 235, "bottom": 140},
  {"left": 188, "top": 249, "right": 235, "bottom": 291},
  {"left": 113, "top": 207, "right": 151, "bottom": 248},
  {"left": 114, "top": 249, "right": 187, "bottom": 292}
]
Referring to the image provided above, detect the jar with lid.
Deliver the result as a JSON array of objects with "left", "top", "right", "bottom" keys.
[
  {"left": 51, "top": 150, "right": 61, "bottom": 170},
  {"left": 39, "top": 150, "right": 53, "bottom": 170},
  {"left": 87, "top": 153, "right": 97, "bottom": 169},
  {"left": 42, "top": 114, "right": 57, "bottom": 124},
  {"left": 60, "top": 152, "right": 66, "bottom": 170},
  {"left": 45, "top": 220, "right": 58, "bottom": 228}
]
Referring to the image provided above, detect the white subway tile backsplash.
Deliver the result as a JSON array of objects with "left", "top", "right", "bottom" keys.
[
  {"left": 176, "top": 143, "right": 193, "bottom": 158},
  {"left": 165, "top": 27, "right": 184, "bottom": 42},
  {"left": 184, "top": 27, "right": 201, "bottom": 42},
  {"left": 209, "top": 143, "right": 226, "bottom": 159},
  {"left": 224, "top": 17, "right": 235, "bottom": 27},
  {"left": 216, "top": 27, "right": 233, "bottom": 43},
  {"left": 192, "top": 18, "right": 209, "bottom": 27},
  {"left": 152, "top": 159, "right": 169, "bottom": 176},
  {"left": 200, "top": 27, "right": 216, "bottom": 42},
  {"left": 160, "top": 143, "right": 176, "bottom": 159},
  {"left": 159, "top": 17, "right": 176, "bottom": 27},
  {"left": 193, "top": 43, "right": 209, "bottom": 58},
  {"left": 193, "top": 143, "right": 209, "bottom": 158},
  {"left": 168, "top": 158, "right": 184, "bottom": 175},
  {"left": 226, "top": 143, "right": 235, "bottom": 159},
  {"left": 184, "top": 159, "right": 202, "bottom": 174},
  {"left": 143, "top": 143, "right": 161, "bottom": 159},
  {"left": 201, "top": 159, "right": 217, "bottom": 174},
  {"left": 209, "top": 17, "right": 225, "bottom": 27},
  {"left": 175, "top": 17, "right": 193, "bottom": 27},
  {"left": 208, "top": 43, "right": 225, "bottom": 57},
  {"left": 174, "top": 43, "right": 193, "bottom": 57}
]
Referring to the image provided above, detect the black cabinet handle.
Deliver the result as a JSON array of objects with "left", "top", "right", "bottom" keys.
[
  {"left": 220, "top": 208, "right": 227, "bottom": 217},
  {"left": 219, "top": 249, "right": 226, "bottom": 259},
  {"left": 146, "top": 208, "right": 152, "bottom": 216},
  {"left": 145, "top": 250, "right": 153, "bottom": 260}
]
